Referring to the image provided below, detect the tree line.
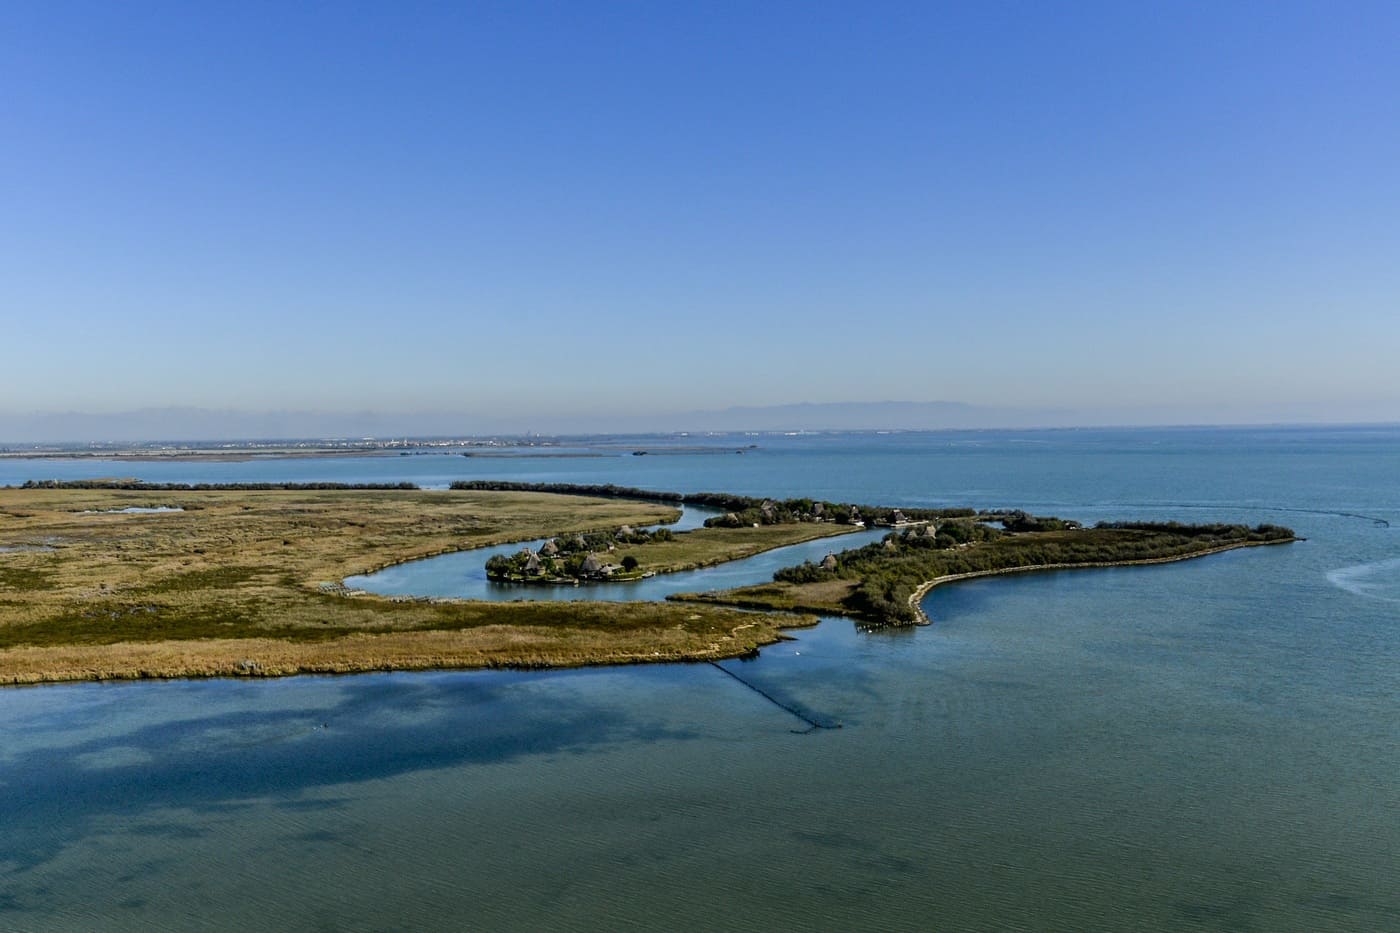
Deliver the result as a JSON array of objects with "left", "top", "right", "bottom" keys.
[{"left": 448, "top": 480, "right": 978, "bottom": 527}]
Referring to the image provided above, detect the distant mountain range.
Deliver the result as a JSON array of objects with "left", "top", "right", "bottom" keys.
[
  {"left": 0, "top": 400, "right": 1392, "bottom": 444},
  {"left": 627, "top": 401, "right": 1062, "bottom": 433}
]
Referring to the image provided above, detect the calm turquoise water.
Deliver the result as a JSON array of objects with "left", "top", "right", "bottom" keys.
[{"left": 2, "top": 427, "right": 1398, "bottom": 930}]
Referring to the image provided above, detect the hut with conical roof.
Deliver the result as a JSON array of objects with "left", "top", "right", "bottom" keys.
[
  {"left": 540, "top": 538, "right": 560, "bottom": 557},
  {"left": 820, "top": 553, "right": 839, "bottom": 571},
  {"left": 580, "top": 553, "right": 609, "bottom": 579}
]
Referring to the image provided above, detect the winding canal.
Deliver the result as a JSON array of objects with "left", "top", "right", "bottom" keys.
[{"left": 345, "top": 505, "right": 885, "bottom": 603}]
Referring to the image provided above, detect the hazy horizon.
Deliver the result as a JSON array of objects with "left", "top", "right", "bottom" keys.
[
  {"left": 2, "top": 399, "right": 1398, "bottom": 445},
  {"left": 5, "top": 4, "right": 1398, "bottom": 428}
]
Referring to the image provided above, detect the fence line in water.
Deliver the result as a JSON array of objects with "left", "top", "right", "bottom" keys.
[{"left": 707, "top": 661, "right": 840, "bottom": 733}]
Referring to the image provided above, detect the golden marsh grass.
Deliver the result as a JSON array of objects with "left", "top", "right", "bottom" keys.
[{"left": 0, "top": 488, "right": 815, "bottom": 683}]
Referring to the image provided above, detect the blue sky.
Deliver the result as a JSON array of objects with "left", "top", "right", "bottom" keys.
[{"left": 3, "top": 1, "right": 1397, "bottom": 426}]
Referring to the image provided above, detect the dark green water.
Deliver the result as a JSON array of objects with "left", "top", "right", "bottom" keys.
[{"left": 2, "top": 427, "right": 1397, "bottom": 929}]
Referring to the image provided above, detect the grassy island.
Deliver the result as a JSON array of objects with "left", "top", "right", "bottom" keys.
[
  {"left": 484, "top": 521, "right": 858, "bottom": 585},
  {"left": 0, "top": 482, "right": 1296, "bottom": 684},
  {"left": 673, "top": 516, "right": 1297, "bottom": 627}
]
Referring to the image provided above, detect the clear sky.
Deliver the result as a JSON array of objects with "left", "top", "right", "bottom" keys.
[{"left": 4, "top": 1, "right": 1398, "bottom": 427}]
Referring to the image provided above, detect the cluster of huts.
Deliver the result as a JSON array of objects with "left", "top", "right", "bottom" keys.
[
  {"left": 881, "top": 522, "right": 942, "bottom": 550},
  {"left": 817, "top": 522, "right": 942, "bottom": 568},
  {"left": 506, "top": 546, "right": 623, "bottom": 581},
  {"left": 504, "top": 523, "right": 646, "bottom": 581},
  {"left": 717, "top": 500, "right": 857, "bottom": 527}
]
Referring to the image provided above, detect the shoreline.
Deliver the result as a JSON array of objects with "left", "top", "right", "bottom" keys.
[
  {"left": 345, "top": 517, "right": 858, "bottom": 583},
  {"left": 0, "top": 484, "right": 1300, "bottom": 687},
  {"left": 0, "top": 615, "right": 822, "bottom": 686},
  {"left": 905, "top": 537, "right": 1299, "bottom": 624},
  {"left": 1, "top": 540, "right": 1295, "bottom": 687}
]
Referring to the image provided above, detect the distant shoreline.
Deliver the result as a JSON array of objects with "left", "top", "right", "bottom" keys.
[
  {"left": 0, "top": 445, "right": 749, "bottom": 463},
  {"left": 0, "top": 448, "right": 423, "bottom": 463}
]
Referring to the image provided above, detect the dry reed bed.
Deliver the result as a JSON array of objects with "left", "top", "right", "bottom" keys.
[{"left": 0, "top": 487, "right": 817, "bottom": 682}]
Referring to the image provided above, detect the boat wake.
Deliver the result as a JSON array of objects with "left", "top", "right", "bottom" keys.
[{"left": 1326, "top": 557, "right": 1400, "bottom": 603}]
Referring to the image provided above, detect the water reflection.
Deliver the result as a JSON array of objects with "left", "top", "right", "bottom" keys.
[{"left": 1, "top": 670, "right": 701, "bottom": 876}]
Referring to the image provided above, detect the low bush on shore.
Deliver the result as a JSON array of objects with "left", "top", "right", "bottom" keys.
[{"left": 731, "top": 520, "right": 1298, "bottom": 628}]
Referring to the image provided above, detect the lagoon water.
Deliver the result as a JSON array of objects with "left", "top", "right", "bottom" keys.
[
  {"left": 2, "top": 428, "right": 1398, "bottom": 929},
  {"left": 345, "top": 507, "right": 886, "bottom": 604}
]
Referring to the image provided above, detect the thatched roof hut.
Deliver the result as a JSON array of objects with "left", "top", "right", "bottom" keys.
[
  {"left": 891, "top": 509, "right": 908, "bottom": 524},
  {"left": 580, "top": 553, "right": 607, "bottom": 577},
  {"left": 540, "top": 539, "right": 560, "bottom": 556},
  {"left": 521, "top": 549, "right": 542, "bottom": 574},
  {"left": 820, "top": 553, "right": 838, "bottom": 571}
]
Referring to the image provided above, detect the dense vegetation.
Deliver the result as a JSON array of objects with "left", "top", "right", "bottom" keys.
[
  {"left": 450, "top": 480, "right": 683, "bottom": 501},
  {"left": 701, "top": 497, "right": 973, "bottom": 528},
  {"left": 770, "top": 519, "right": 1296, "bottom": 627},
  {"left": 450, "top": 480, "right": 781, "bottom": 514},
  {"left": 996, "top": 510, "right": 1080, "bottom": 532},
  {"left": 483, "top": 526, "right": 673, "bottom": 582}
]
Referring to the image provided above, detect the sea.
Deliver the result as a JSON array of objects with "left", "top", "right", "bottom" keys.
[{"left": 1, "top": 426, "right": 1397, "bottom": 931}]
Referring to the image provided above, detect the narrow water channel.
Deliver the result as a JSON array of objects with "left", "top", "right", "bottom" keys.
[{"left": 345, "top": 505, "right": 885, "bottom": 602}]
